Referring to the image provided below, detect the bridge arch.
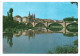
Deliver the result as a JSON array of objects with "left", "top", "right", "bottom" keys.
[
  {"left": 48, "top": 23, "right": 63, "bottom": 27},
  {"left": 66, "top": 22, "right": 78, "bottom": 27},
  {"left": 66, "top": 23, "right": 78, "bottom": 32},
  {"left": 35, "top": 22, "right": 45, "bottom": 27},
  {"left": 48, "top": 23, "right": 63, "bottom": 31},
  {"left": 26, "top": 23, "right": 33, "bottom": 28}
]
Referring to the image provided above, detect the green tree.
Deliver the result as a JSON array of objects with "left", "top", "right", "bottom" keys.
[
  {"left": 9, "top": 8, "right": 13, "bottom": 21},
  {"left": 7, "top": 12, "right": 9, "bottom": 18},
  {"left": 63, "top": 17, "right": 74, "bottom": 21},
  {"left": 71, "top": 2, "right": 78, "bottom": 6},
  {"left": 9, "top": 8, "right": 13, "bottom": 17},
  {"left": 26, "top": 23, "right": 33, "bottom": 29}
]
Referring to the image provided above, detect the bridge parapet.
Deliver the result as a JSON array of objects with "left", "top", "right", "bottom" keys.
[{"left": 25, "top": 21, "right": 78, "bottom": 28}]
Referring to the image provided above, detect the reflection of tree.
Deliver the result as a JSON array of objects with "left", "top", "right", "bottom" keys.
[
  {"left": 63, "top": 33, "right": 78, "bottom": 37},
  {"left": 3, "top": 33, "right": 13, "bottom": 48},
  {"left": 28, "top": 30, "right": 35, "bottom": 40},
  {"left": 63, "top": 33, "right": 74, "bottom": 37}
]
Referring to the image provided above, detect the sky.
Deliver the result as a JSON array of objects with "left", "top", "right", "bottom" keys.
[{"left": 3, "top": 2, "right": 78, "bottom": 20}]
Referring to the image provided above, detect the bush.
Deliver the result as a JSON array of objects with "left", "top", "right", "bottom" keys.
[
  {"left": 55, "top": 46, "right": 78, "bottom": 53},
  {"left": 74, "top": 40, "right": 78, "bottom": 45}
]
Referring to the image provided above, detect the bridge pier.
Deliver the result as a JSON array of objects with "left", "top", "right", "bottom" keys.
[
  {"left": 43, "top": 22, "right": 48, "bottom": 27},
  {"left": 26, "top": 21, "right": 78, "bottom": 33},
  {"left": 32, "top": 22, "right": 35, "bottom": 27}
]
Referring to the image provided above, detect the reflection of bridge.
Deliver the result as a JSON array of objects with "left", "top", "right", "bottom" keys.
[
  {"left": 13, "top": 20, "right": 78, "bottom": 38},
  {"left": 43, "top": 29, "right": 78, "bottom": 34},
  {"left": 3, "top": 29, "right": 78, "bottom": 48},
  {"left": 13, "top": 29, "right": 78, "bottom": 39}
]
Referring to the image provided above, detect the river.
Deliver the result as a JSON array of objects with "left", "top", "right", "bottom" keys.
[{"left": 3, "top": 29, "right": 78, "bottom": 54}]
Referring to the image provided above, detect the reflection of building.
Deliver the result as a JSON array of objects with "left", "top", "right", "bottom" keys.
[
  {"left": 13, "top": 31, "right": 22, "bottom": 37},
  {"left": 22, "top": 30, "right": 35, "bottom": 40},
  {"left": 22, "top": 31, "right": 28, "bottom": 36}
]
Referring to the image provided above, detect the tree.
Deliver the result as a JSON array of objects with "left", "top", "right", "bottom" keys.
[
  {"left": 9, "top": 8, "right": 13, "bottom": 21},
  {"left": 71, "top": 2, "right": 78, "bottom": 6},
  {"left": 7, "top": 12, "right": 9, "bottom": 18},
  {"left": 26, "top": 23, "right": 33, "bottom": 29},
  {"left": 63, "top": 17, "right": 74, "bottom": 21},
  {"left": 9, "top": 8, "right": 13, "bottom": 17}
]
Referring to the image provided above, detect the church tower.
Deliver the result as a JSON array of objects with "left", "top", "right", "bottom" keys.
[
  {"left": 34, "top": 13, "right": 35, "bottom": 18},
  {"left": 32, "top": 14, "right": 34, "bottom": 18},
  {"left": 28, "top": 11, "right": 31, "bottom": 17}
]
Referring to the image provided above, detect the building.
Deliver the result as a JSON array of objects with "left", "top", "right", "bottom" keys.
[
  {"left": 59, "top": 20, "right": 64, "bottom": 22},
  {"left": 22, "top": 16, "right": 29, "bottom": 23},
  {"left": 53, "top": 20, "right": 58, "bottom": 22},
  {"left": 13, "top": 11, "right": 35, "bottom": 23},
  {"left": 13, "top": 11, "right": 63, "bottom": 23},
  {"left": 14, "top": 15, "right": 22, "bottom": 22}
]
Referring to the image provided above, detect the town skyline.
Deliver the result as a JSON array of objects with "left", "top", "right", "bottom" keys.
[{"left": 3, "top": 2, "right": 78, "bottom": 20}]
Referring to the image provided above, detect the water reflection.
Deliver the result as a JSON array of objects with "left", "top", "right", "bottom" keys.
[
  {"left": 3, "top": 33, "right": 13, "bottom": 48},
  {"left": 3, "top": 29, "right": 78, "bottom": 48},
  {"left": 63, "top": 32, "right": 78, "bottom": 37},
  {"left": 13, "top": 31, "right": 22, "bottom": 37},
  {"left": 22, "top": 30, "right": 35, "bottom": 40}
]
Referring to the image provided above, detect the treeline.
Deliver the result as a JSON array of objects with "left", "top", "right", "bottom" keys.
[
  {"left": 63, "top": 17, "right": 78, "bottom": 21},
  {"left": 3, "top": 8, "right": 28, "bottom": 32}
]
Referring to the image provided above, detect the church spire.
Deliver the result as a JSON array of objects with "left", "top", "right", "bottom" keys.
[
  {"left": 34, "top": 13, "right": 35, "bottom": 18},
  {"left": 29, "top": 11, "right": 30, "bottom": 17},
  {"left": 32, "top": 14, "right": 34, "bottom": 18}
]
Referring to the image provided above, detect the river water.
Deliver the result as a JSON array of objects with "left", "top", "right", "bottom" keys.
[{"left": 3, "top": 29, "right": 78, "bottom": 54}]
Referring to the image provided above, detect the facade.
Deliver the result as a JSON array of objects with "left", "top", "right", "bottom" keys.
[
  {"left": 22, "top": 17, "right": 29, "bottom": 23},
  {"left": 14, "top": 15, "right": 22, "bottom": 22},
  {"left": 53, "top": 20, "right": 58, "bottom": 22},
  {"left": 59, "top": 20, "right": 64, "bottom": 22},
  {"left": 13, "top": 12, "right": 35, "bottom": 23},
  {"left": 13, "top": 11, "right": 63, "bottom": 23}
]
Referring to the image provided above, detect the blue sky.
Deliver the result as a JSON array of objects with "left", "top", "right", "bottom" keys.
[{"left": 3, "top": 2, "right": 78, "bottom": 20}]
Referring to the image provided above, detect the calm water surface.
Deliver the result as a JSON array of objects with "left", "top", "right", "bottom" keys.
[{"left": 3, "top": 30, "right": 78, "bottom": 54}]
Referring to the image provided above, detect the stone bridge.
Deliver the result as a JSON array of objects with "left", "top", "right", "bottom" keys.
[
  {"left": 25, "top": 21, "right": 78, "bottom": 33},
  {"left": 26, "top": 21, "right": 78, "bottom": 28}
]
